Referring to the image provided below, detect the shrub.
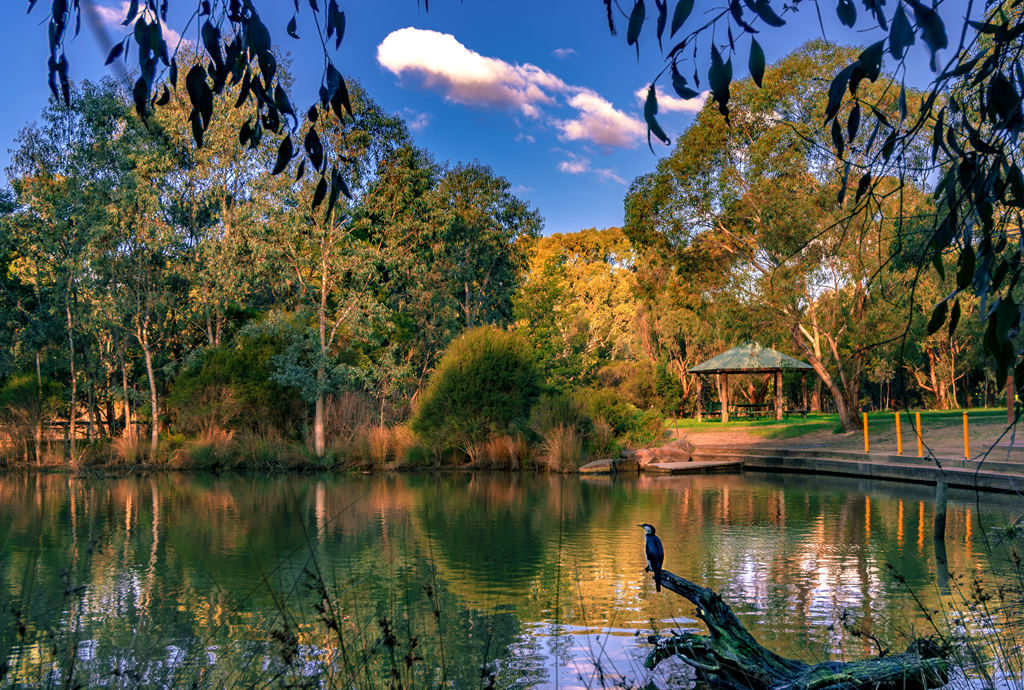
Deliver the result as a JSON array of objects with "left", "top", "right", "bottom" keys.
[
  {"left": 536, "top": 424, "right": 584, "bottom": 472},
  {"left": 528, "top": 392, "right": 592, "bottom": 439},
  {"left": 166, "top": 334, "right": 305, "bottom": 437},
  {"left": 578, "top": 387, "right": 665, "bottom": 448},
  {"left": 412, "top": 326, "right": 542, "bottom": 455}
]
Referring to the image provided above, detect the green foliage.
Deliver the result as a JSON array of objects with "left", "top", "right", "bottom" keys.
[
  {"left": 412, "top": 326, "right": 541, "bottom": 453},
  {"left": 514, "top": 228, "right": 636, "bottom": 387},
  {"left": 575, "top": 387, "right": 663, "bottom": 446},
  {"left": 528, "top": 392, "right": 592, "bottom": 440},
  {"left": 166, "top": 334, "right": 305, "bottom": 436}
]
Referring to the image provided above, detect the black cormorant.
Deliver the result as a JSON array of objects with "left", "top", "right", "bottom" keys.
[{"left": 638, "top": 523, "right": 664, "bottom": 592}]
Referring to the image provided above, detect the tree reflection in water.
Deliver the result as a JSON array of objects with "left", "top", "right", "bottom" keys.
[{"left": 0, "top": 471, "right": 1018, "bottom": 687}]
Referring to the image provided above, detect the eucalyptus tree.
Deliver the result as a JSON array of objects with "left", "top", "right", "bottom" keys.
[
  {"left": 431, "top": 163, "right": 543, "bottom": 331},
  {"left": 514, "top": 227, "right": 638, "bottom": 387},
  {"left": 6, "top": 89, "right": 107, "bottom": 460},
  {"left": 263, "top": 83, "right": 409, "bottom": 457},
  {"left": 625, "top": 42, "right": 932, "bottom": 430}
]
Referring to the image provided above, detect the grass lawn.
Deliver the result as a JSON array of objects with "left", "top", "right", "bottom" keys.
[{"left": 664, "top": 407, "right": 1010, "bottom": 440}]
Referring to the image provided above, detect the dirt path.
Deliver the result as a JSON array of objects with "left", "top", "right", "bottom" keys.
[{"left": 671, "top": 420, "right": 1024, "bottom": 462}]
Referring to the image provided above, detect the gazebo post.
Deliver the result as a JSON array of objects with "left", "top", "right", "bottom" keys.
[
  {"left": 720, "top": 373, "right": 729, "bottom": 423},
  {"left": 801, "top": 374, "right": 807, "bottom": 411},
  {"left": 774, "top": 370, "right": 783, "bottom": 420},
  {"left": 695, "top": 375, "right": 703, "bottom": 422}
]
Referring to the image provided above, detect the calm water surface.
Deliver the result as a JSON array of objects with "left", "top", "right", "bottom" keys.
[{"left": 0, "top": 471, "right": 1020, "bottom": 688}]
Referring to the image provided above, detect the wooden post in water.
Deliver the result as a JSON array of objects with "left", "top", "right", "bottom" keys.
[
  {"left": 934, "top": 479, "right": 947, "bottom": 542},
  {"left": 934, "top": 536, "right": 950, "bottom": 595}
]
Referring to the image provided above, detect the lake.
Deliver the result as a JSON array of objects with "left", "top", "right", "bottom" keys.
[{"left": 0, "top": 471, "right": 1020, "bottom": 688}]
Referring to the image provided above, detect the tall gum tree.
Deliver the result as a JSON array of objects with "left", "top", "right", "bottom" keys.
[{"left": 625, "top": 41, "right": 932, "bottom": 431}]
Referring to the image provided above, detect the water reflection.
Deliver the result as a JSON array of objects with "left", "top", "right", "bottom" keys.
[{"left": 0, "top": 471, "right": 1018, "bottom": 687}]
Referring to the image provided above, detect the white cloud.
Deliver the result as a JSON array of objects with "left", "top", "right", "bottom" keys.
[
  {"left": 88, "top": 2, "right": 187, "bottom": 48},
  {"left": 558, "top": 156, "right": 590, "bottom": 175},
  {"left": 552, "top": 48, "right": 576, "bottom": 59},
  {"left": 556, "top": 92, "right": 647, "bottom": 149},
  {"left": 635, "top": 86, "right": 709, "bottom": 113},
  {"left": 403, "top": 108, "right": 430, "bottom": 132},
  {"left": 377, "top": 27, "right": 646, "bottom": 149},
  {"left": 378, "top": 27, "right": 562, "bottom": 118},
  {"left": 515, "top": 133, "right": 536, "bottom": 144},
  {"left": 557, "top": 153, "right": 626, "bottom": 185}
]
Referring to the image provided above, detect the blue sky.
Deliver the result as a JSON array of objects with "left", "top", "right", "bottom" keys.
[{"left": 2, "top": 1, "right": 970, "bottom": 236}]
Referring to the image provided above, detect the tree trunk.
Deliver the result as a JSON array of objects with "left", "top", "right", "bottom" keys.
[
  {"left": 121, "top": 349, "right": 133, "bottom": 441},
  {"left": 35, "top": 352, "right": 43, "bottom": 466},
  {"left": 792, "top": 325, "right": 861, "bottom": 431},
  {"left": 139, "top": 326, "right": 159, "bottom": 459},
  {"left": 645, "top": 569, "right": 949, "bottom": 689},
  {"left": 65, "top": 295, "right": 77, "bottom": 464},
  {"left": 314, "top": 390, "right": 325, "bottom": 457}
]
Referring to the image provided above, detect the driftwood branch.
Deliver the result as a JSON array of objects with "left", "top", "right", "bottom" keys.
[{"left": 645, "top": 569, "right": 949, "bottom": 690}]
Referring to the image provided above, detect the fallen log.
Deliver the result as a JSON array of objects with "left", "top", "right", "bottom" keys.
[{"left": 645, "top": 569, "right": 949, "bottom": 690}]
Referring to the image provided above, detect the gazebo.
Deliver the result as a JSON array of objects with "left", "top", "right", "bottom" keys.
[{"left": 688, "top": 342, "right": 813, "bottom": 422}]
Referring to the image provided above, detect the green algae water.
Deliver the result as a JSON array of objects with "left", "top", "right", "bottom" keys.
[{"left": 0, "top": 471, "right": 1019, "bottom": 688}]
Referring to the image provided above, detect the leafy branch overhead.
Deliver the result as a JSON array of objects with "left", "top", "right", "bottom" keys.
[
  {"left": 612, "top": 0, "right": 1024, "bottom": 390},
  {"left": 33, "top": 0, "right": 353, "bottom": 221}
]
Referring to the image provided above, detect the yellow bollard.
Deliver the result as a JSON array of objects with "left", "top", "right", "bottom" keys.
[
  {"left": 963, "top": 410, "right": 970, "bottom": 460},
  {"left": 863, "top": 412, "right": 869, "bottom": 453},
  {"left": 915, "top": 412, "right": 923, "bottom": 457},
  {"left": 895, "top": 412, "right": 902, "bottom": 455}
]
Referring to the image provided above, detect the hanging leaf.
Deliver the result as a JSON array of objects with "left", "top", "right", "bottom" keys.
[
  {"left": 927, "top": 300, "right": 948, "bottom": 335},
  {"left": 627, "top": 0, "right": 646, "bottom": 58},
  {"left": 889, "top": 5, "right": 914, "bottom": 59},
  {"left": 847, "top": 104, "right": 860, "bottom": 140},
  {"left": 671, "top": 0, "right": 694, "bottom": 36},
  {"left": 831, "top": 119, "right": 844, "bottom": 158},
  {"left": 957, "top": 244, "right": 976, "bottom": 290},
  {"left": 644, "top": 85, "right": 671, "bottom": 149},
  {"left": 750, "top": 1, "right": 785, "bottom": 27},
  {"left": 304, "top": 125, "right": 324, "bottom": 171},
  {"left": 837, "top": 161, "right": 852, "bottom": 204},
  {"left": 907, "top": 0, "right": 948, "bottom": 69},
  {"left": 855, "top": 171, "right": 872, "bottom": 202},
  {"left": 949, "top": 299, "right": 961, "bottom": 338},
  {"left": 105, "top": 40, "right": 124, "bottom": 65},
  {"left": 272, "top": 135, "right": 293, "bottom": 175},
  {"left": 708, "top": 45, "right": 732, "bottom": 119},
  {"left": 748, "top": 37, "right": 765, "bottom": 88},
  {"left": 312, "top": 174, "right": 328, "bottom": 209},
  {"left": 655, "top": 0, "right": 667, "bottom": 50},
  {"left": 836, "top": 0, "right": 856, "bottom": 27},
  {"left": 671, "top": 62, "right": 699, "bottom": 99},
  {"left": 824, "top": 64, "right": 855, "bottom": 124},
  {"left": 899, "top": 83, "right": 908, "bottom": 121},
  {"left": 287, "top": 15, "right": 299, "bottom": 39}
]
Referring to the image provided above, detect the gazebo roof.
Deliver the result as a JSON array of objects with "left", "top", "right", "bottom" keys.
[{"left": 687, "top": 341, "right": 813, "bottom": 374}]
